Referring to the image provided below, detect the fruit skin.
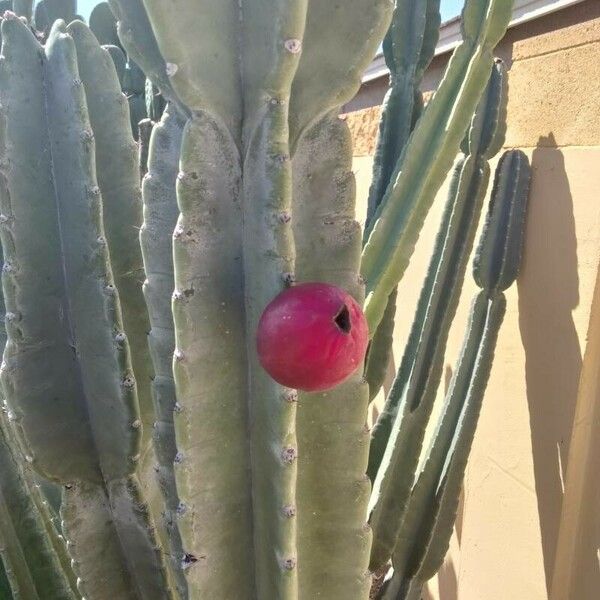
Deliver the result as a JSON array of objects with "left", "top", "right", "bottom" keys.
[{"left": 257, "top": 283, "right": 369, "bottom": 392}]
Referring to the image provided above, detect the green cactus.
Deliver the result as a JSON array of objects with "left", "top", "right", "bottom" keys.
[
  {"left": 361, "top": 0, "right": 513, "bottom": 333},
  {"left": 0, "top": 411, "right": 79, "bottom": 599},
  {"left": 104, "top": 43, "right": 126, "bottom": 86},
  {"left": 0, "top": 15, "right": 177, "bottom": 598},
  {"left": 380, "top": 149, "right": 531, "bottom": 599},
  {"left": 11, "top": 1, "right": 33, "bottom": 21},
  {"left": 0, "top": 1, "right": 524, "bottom": 599},
  {"left": 364, "top": 0, "right": 440, "bottom": 402},
  {"left": 367, "top": 61, "right": 509, "bottom": 573},
  {"left": 34, "top": 0, "right": 76, "bottom": 33},
  {"left": 89, "top": 1, "right": 120, "bottom": 47},
  {"left": 140, "top": 104, "right": 187, "bottom": 599}
]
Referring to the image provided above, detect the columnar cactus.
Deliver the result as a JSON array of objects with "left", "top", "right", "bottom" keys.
[
  {"left": 0, "top": 1, "right": 528, "bottom": 599},
  {"left": 380, "top": 148, "right": 531, "bottom": 600}
]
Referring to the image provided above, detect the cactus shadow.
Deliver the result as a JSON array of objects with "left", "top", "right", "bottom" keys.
[{"left": 518, "top": 133, "right": 581, "bottom": 594}]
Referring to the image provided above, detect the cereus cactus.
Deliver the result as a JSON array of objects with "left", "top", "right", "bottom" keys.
[
  {"left": 0, "top": 1, "right": 527, "bottom": 599},
  {"left": 379, "top": 149, "right": 531, "bottom": 600}
]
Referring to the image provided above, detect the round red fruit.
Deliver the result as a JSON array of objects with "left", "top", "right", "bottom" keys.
[{"left": 256, "top": 282, "right": 369, "bottom": 392}]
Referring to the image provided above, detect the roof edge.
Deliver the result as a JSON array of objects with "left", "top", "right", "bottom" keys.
[{"left": 362, "top": 0, "right": 587, "bottom": 83}]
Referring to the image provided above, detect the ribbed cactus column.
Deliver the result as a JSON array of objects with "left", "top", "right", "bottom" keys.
[
  {"left": 0, "top": 412, "right": 78, "bottom": 600},
  {"left": 380, "top": 149, "right": 531, "bottom": 600},
  {"left": 293, "top": 115, "right": 372, "bottom": 599},
  {"left": 134, "top": 1, "right": 392, "bottom": 597},
  {"left": 140, "top": 104, "right": 187, "bottom": 598},
  {"left": 68, "top": 20, "right": 186, "bottom": 596},
  {"left": 0, "top": 15, "right": 173, "bottom": 599},
  {"left": 108, "top": 0, "right": 185, "bottom": 113},
  {"left": 362, "top": 0, "right": 514, "bottom": 333},
  {"left": 364, "top": 0, "right": 441, "bottom": 401},
  {"left": 11, "top": 0, "right": 33, "bottom": 20},
  {"left": 368, "top": 59, "right": 508, "bottom": 572}
]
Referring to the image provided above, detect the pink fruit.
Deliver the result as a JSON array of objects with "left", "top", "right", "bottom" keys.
[{"left": 257, "top": 282, "right": 369, "bottom": 392}]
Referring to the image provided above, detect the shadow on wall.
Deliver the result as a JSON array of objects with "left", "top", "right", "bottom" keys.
[{"left": 518, "top": 133, "right": 582, "bottom": 594}]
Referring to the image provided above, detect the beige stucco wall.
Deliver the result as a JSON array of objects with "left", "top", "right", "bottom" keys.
[{"left": 349, "top": 2, "right": 600, "bottom": 598}]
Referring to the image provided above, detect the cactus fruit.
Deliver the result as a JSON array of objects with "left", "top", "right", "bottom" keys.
[
  {"left": 0, "top": 1, "right": 525, "bottom": 599},
  {"left": 257, "top": 283, "right": 369, "bottom": 392}
]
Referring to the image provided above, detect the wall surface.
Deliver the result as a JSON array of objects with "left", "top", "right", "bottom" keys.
[{"left": 348, "top": 1, "right": 600, "bottom": 598}]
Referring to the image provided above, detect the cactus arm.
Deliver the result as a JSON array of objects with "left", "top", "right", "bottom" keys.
[
  {"left": 11, "top": 0, "right": 33, "bottom": 20},
  {"left": 140, "top": 104, "right": 186, "bottom": 598},
  {"left": 171, "top": 113, "right": 252, "bottom": 597},
  {"left": 361, "top": 0, "right": 514, "bottom": 334},
  {"left": 473, "top": 150, "right": 531, "bottom": 293},
  {"left": 288, "top": 0, "right": 392, "bottom": 148},
  {"left": 385, "top": 150, "right": 530, "bottom": 596},
  {"left": 107, "top": 0, "right": 186, "bottom": 115},
  {"left": 367, "top": 159, "right": 486, "bottom": 569},
  {"left": 0, "top": 417, "right": 77, "bottom": 599},
  {"left": 67, "top": 18, "right": 152, "bottom": 485},
  {"left": 292, "top": 114, "right": 372, "bottom": 599},
  {"left": 363, "top": 93, "right": 425, "bottom": 402},
  {"left": 365, "top": 0, "right": 440, "bottom": 232},
  {"left": 0, "top": 15, "right": 109, "bottom": 483},
  {"left": 367, "top": 61, "right": 508, "bottom": 571},
  {"left": 368, "top": 60, "right": 507, "bottom": 480},
  {"left": 34, "top": 0, "right": 76, "bottom": 33},
  {"left": 388, "top": 292, "right": 506, "bottom": 597},
  {"left": 364, "top": 0, "right": 440, "bottom": 401},
  {"left": 88, "top": 2, "right": 120, "bottom": 47},
  {"left": 368, "top": 61, "right": 506, "bottom": 480},
  {"left": 103, "top": 44, "right": 126, "bottom": 87},
  {"left": 0, "top": 17, "right": 174, "bottom": 599},
  {"left": 68, "top": 21, "right": 184, "bottom": 595}
]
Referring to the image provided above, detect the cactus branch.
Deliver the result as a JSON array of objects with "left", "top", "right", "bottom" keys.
[{"left": 361, "top": 0, "right": 514, "bottom": 333}]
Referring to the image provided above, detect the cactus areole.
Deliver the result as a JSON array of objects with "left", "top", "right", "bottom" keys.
[{"left": 257, "top": 283, "right": 369, "bottom": 392}]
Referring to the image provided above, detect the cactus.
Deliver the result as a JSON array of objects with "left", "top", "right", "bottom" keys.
[
  {"left": 11, "top": 1, "right": 32, "bottom": 21},
  {"left": 140, "top": 104, "right": 187, "bottom": 599},
  {"left": 380, "top": 149, "right": 531, "bottom": 599},
  {"left": 34, "top": 0, "right": 76, "bottom": 33},
  {"left": 364, "top": 0, "right": 440, "bottom": 401},
  {"left": 0, "top": 1, "right": 525, "bottom": 599},
  {"left": 0, "top": 15, "right": 177, "bottom": 598},
  {"left": 89, "top": 1, "right": 120, "bottom": 47},
  {"left": 0, "top": 410, "right": 79, "bottom": 599},
  {"left": 361, "top": 0, "right": 513, "bottom": 333},
  {"left": 368, "top": 61, "right": 508, "bottom": 572}
]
